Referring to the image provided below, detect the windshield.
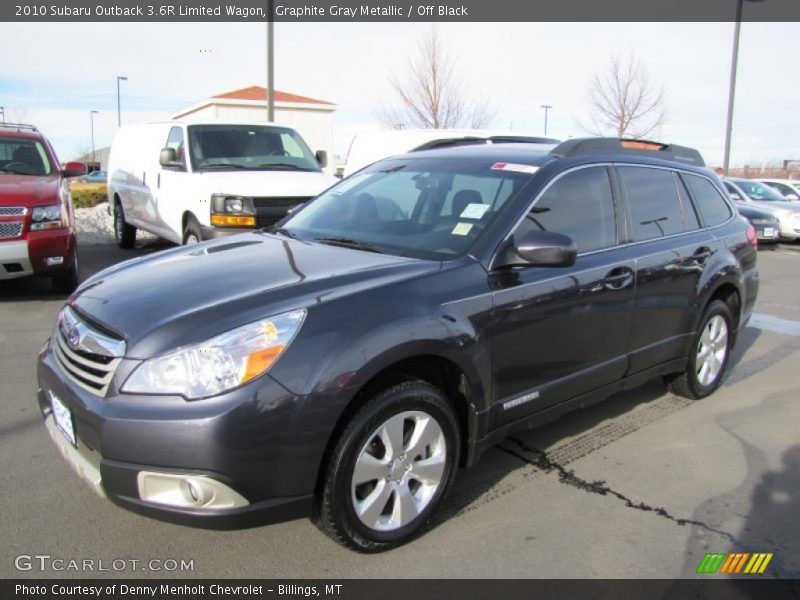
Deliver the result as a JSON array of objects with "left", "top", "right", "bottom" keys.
[
  {"left": 0, "top": 137, "right": 53, "bottom": 176},
  {"left": 188, "top": 124, "right": 320, "bottom": 172},
  {"left": 279, "top": 157, "right": 532, "bottom": 260},
  {"left": 731, "top": 179, "right": 786, "bottom": 202}
]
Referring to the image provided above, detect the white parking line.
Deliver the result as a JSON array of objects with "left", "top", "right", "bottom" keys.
[{"left": 748, "top": 313, "right": 800, "bottom": 337}]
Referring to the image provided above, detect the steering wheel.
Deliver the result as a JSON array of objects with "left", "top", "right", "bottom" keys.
[{"left": 3, "top": 161, "right": 30, "bottom": 172}]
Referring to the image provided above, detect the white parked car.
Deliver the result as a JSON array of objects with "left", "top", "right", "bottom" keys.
[
  {"left": 723, "top": 177, "right": 800, "bottom": 241},
  {"left": 342, "top": 129, "right": 559, "bottom": 178},
  {"left": 758, "top": 178, "right": 800, "bottom": 201},
  {"left": 107, "top": 121, "right": 337, "bottom": 247}
]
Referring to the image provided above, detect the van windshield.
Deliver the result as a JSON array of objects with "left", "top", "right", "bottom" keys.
[
  {"left": 187, "top": 125, "right": 320, "bottom": 172},
  {"left": 279, "top": 157, "right": 531, "bottom": 260}
]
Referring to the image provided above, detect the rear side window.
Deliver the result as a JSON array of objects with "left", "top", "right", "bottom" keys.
[
  {"left": 516, "top": 166, "right": 616, "bottom": 253},
  {"left": 684, "top": 175, "right": 732, "bottom": 227},
  {"left": 618, "top": 167, "right": 684, "bottom": 241}
]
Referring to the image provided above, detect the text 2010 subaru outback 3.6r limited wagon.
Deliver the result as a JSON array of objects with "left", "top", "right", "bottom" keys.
[{"left": 38, "top": 138, "right": 758, "bottom": 552}]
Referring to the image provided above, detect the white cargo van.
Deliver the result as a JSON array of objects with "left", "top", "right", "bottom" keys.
[{"left": 107, "top": 121, "right": 337, "bottom": 247}]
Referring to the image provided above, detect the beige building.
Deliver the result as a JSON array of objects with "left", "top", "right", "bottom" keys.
[{"left": 172, "top": 86, "right": 336, "bottom": 173}]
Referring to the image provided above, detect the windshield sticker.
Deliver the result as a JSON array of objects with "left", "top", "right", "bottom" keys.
[
  {"left": 451, "top": 222, "right": 473, "bottom": 236},
  {"left": 460, "top": 203, "right": 490, "bottom": 219},
  {"left": 491, "top": 162, "right": 540, "bottom": 174}
]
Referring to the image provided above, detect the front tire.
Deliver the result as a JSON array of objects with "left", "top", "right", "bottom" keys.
[
  {"left": 316, "top": 380, "right": 460, "bottom": 552},
  {"left": 182, "top": 218, "right": 202, "bottom": 245},
  {"left": 668, "top": 300, "right": 733, "bottom": 399},
  {"left": 52, "top": 249, "right": 79, "bottom": 294}
]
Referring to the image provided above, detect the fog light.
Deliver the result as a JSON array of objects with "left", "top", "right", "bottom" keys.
[
  {"left": 45, "top": 256, "right": 64, "bottom": 266},
  {"left": 136, "top": 471, "right": 249, "bottom": 510}
]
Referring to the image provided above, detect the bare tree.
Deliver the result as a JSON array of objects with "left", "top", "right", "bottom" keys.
[
  {"left": 374, "top": 25, "right": 495, "bottom": 129},
  {"left": 582, "top": 53, "right": 667, "bottom": 139},
  {"left": 7, "top": 106, "right": 29, "bottom": 124}
]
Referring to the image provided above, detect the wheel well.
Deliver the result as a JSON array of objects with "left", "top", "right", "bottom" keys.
[
  {"left": 314, "top": 355, "right": 473, "bottom": 498},
  {"left": 709, "top": 283, "right": 741, "bottom": 334},
  {"left": 181, "top": 211, "right": 194, "bottom": 233}
]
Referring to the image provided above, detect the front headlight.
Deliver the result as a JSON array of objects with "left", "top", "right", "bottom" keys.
[
  {"left": 31, "top": 204, "right": 65, "bottom": 230},
  {"left": 122, "top": 309, "right": 306, "bottom": 399},
  {"left": 210, "top": 194, "right": 256, "bottom": 227}
]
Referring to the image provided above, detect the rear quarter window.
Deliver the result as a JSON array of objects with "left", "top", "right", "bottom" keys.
[
  {"left": 684, "top": 175, "right": 733, "bottom": 227},
  {"left": 618, "top": 166, "right": 685, "bottom": 242}
]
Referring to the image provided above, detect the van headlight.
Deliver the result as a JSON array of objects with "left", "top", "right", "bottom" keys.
[
  {"left": 122, "top": 309, "right": 305, "bottom": 399},
  {"left": 210, "top": 194, "right": 256, "bottom": 227}
]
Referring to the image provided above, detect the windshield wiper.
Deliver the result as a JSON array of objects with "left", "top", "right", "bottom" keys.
[
  {"left": 314, "top": 236, "right": 385, "bottom": 254},
  {"left": 270, "top": 226, "right": 302, "bottom": 240},
  {"left": 257, "top": 163, "right": 313, "bottom": 171},
  {"left": 199, "top": 163, "right": 248, "bottom": 169}
]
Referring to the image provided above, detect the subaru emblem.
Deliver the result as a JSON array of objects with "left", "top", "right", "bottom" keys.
[{"left": 67, "top": 326, "right": 80, "bottom": 350}]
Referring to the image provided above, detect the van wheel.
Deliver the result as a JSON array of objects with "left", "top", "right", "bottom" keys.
[
  {"left": 316, "top": 381, "right": 460, "bottom": 552},
  {"left": 183, "top": 219, "right": 202, "bottom": 245},
  {"left": 114, "top": 202, "right": 136, "bottom": 249},
  {"left": 667, "top": 300, "right": 733, "bottom": 400},
  {"left": 52, "top": 249, "right": 79, "bottom": 294}
]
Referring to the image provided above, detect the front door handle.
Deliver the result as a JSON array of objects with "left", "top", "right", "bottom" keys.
[{"left": 603, "top": 267, "right": 634, "bottom": 290}]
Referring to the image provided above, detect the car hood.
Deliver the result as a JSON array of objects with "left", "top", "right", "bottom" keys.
[
  {"left": 71, "top": 233, "right": 439, "bottom": 358},
  {"left": 0, "top": 174, "right": 60, "bottom": 205},
  {"left": 190, "top": 169, "right": 338, "bottom": 197}
]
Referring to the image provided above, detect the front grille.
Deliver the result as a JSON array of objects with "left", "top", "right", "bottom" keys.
[
  {"left": 252, "top": 196, "right": 310, "bottom": 209},
  {"left": 0, "top": 221, "right": 23, "bottom": 239},
  {"left": 52, "top": 309, "right": 124, "bottom": 397},
  {"left": 0, "top": 206, "right": 26, "bottom": 217}
]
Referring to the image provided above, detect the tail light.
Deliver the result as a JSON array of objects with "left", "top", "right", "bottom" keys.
[{"left": 746, "top": 224, "right": 758, "bottom": 247}]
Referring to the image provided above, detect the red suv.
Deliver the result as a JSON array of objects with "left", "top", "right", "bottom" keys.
[{"left": 0, "top": 124, "right": 86, "bottom": 292}]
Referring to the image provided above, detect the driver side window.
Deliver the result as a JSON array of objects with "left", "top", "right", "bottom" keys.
[{"left": 514, "top": 167, "right": 617, "bottom": 254}]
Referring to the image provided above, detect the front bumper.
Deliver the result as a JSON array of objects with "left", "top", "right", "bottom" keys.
[
  {"left": 0, "top": 229, "right": 75, "bottom": 280},
  {"left": 36, "top": 346, "right": 331, "bottom": 529},
  {"left": 0, "top": 240, "right": 34, "bottom": 279}
]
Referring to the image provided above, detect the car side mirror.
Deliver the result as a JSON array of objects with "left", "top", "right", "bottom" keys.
[
  {"left": 315, "top": 150, "right": 328, "bottom": 169},
  {"left": 159, "top": 147, "right": 183, "bottom": 169},
  {"left": 494, "top": 230, "right": 577, "bottom": 269},
  {"left": 62, "top": 162, "right": 87, "bottom": 178}
]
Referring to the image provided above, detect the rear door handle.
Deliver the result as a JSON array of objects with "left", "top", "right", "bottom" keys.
[
  {"left": 603, "top": 267, "right": 634, "bottom": 290},
  {"left": 693, "top": 247, "right": 713, "bottom": 261}
]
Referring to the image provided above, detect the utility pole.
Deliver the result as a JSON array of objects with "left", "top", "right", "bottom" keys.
[
  {"left": 116, "top": 76, "right": 127, "bottom": 127},
  {"left": 540, "top": 105, "right": 552, "bottom": 136},
  {"left": 266, "top": 0, "right": 275, "bottom": 122},
  {"left": 90, "top": 110, "right": 98, "bottom": 170}
]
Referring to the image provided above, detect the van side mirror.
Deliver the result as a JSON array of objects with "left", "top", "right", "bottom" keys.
[
  {"left": 315, "top": 150, "right": 328, "bottom": 169},
  {"left": 62, "top": 161, "right": 87, "bottom": 178},
  {"left": 494, "top": 230, "right": 577, "bottom": 269},
  {"left": 159, "top": 148, "right": 183, "bottom": 169}
]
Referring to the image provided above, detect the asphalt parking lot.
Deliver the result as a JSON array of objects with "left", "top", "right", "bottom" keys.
[{"left": 1, "top": 241, "right": 798, "bottom": 579}]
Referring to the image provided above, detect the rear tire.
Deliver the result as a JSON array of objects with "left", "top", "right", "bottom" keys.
[
  {"left": 52, "top": 249, "right": 79, "bottom": 294},
  {"left": 316, "top": 380, "right": 460, "bottom": 552},
  {"left": 114, "top": 201, "right": 136, "bottom": 249},
  {"left": 668, "top": 300, "right": 733, "bottom": 400}
]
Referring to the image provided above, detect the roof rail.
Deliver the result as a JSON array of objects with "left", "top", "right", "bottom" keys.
[
  {"left": 412, "top": 135, "right": 560, "bottom": 152},
  {"left": 551, "top": 137, "right": 705, "bottom": 167},
  {"left": 0, "top": 123, "right": 39, "bottom": 132}
]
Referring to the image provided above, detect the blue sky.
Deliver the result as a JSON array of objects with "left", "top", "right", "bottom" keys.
[{"left": 0, "top": 21, "right": 797, "bottom": 167}]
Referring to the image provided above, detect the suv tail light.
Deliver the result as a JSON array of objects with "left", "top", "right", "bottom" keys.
[{"left": 746, "top": 224, "right": 757, "bottom": 247}]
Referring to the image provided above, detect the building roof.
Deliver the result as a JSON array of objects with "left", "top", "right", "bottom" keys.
[{"left": 213, "top": 86, "right": 334, "bottom": 106}]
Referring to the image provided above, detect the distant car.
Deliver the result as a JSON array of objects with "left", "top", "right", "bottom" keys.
[
  {"left": 758, "top": 178, "right": 800, "bottom": 201},
  {"left": 76, "top": 170, "right": 107, "bottom": 184},
  {"left": 0, "top": 123, "right": 86, "bottom": 292},
  {"left": 723, "top": 178, "right": 800, "bottom": 241},
  {"left": 735, "top": 204, "right": 780, "bottom": 244}
]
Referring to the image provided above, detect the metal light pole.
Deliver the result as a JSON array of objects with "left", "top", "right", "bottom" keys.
[
  {"left": 116, "top": 76, "right": 127, "bottom": 127},
  {"left": 90, "top": 110, "right": 98, "bottom": 170},
  {"left": 0, "top": 106, "right": 4, "bottom": 123},
  {"left": 541, "top": 105, "right": 552, "bottom": 136},
  {"left": 722, "top": 0, "right": 763, "bottom": 175},
  {"left": 266, "top": 0, "right": 275, "bottom": 122}
]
